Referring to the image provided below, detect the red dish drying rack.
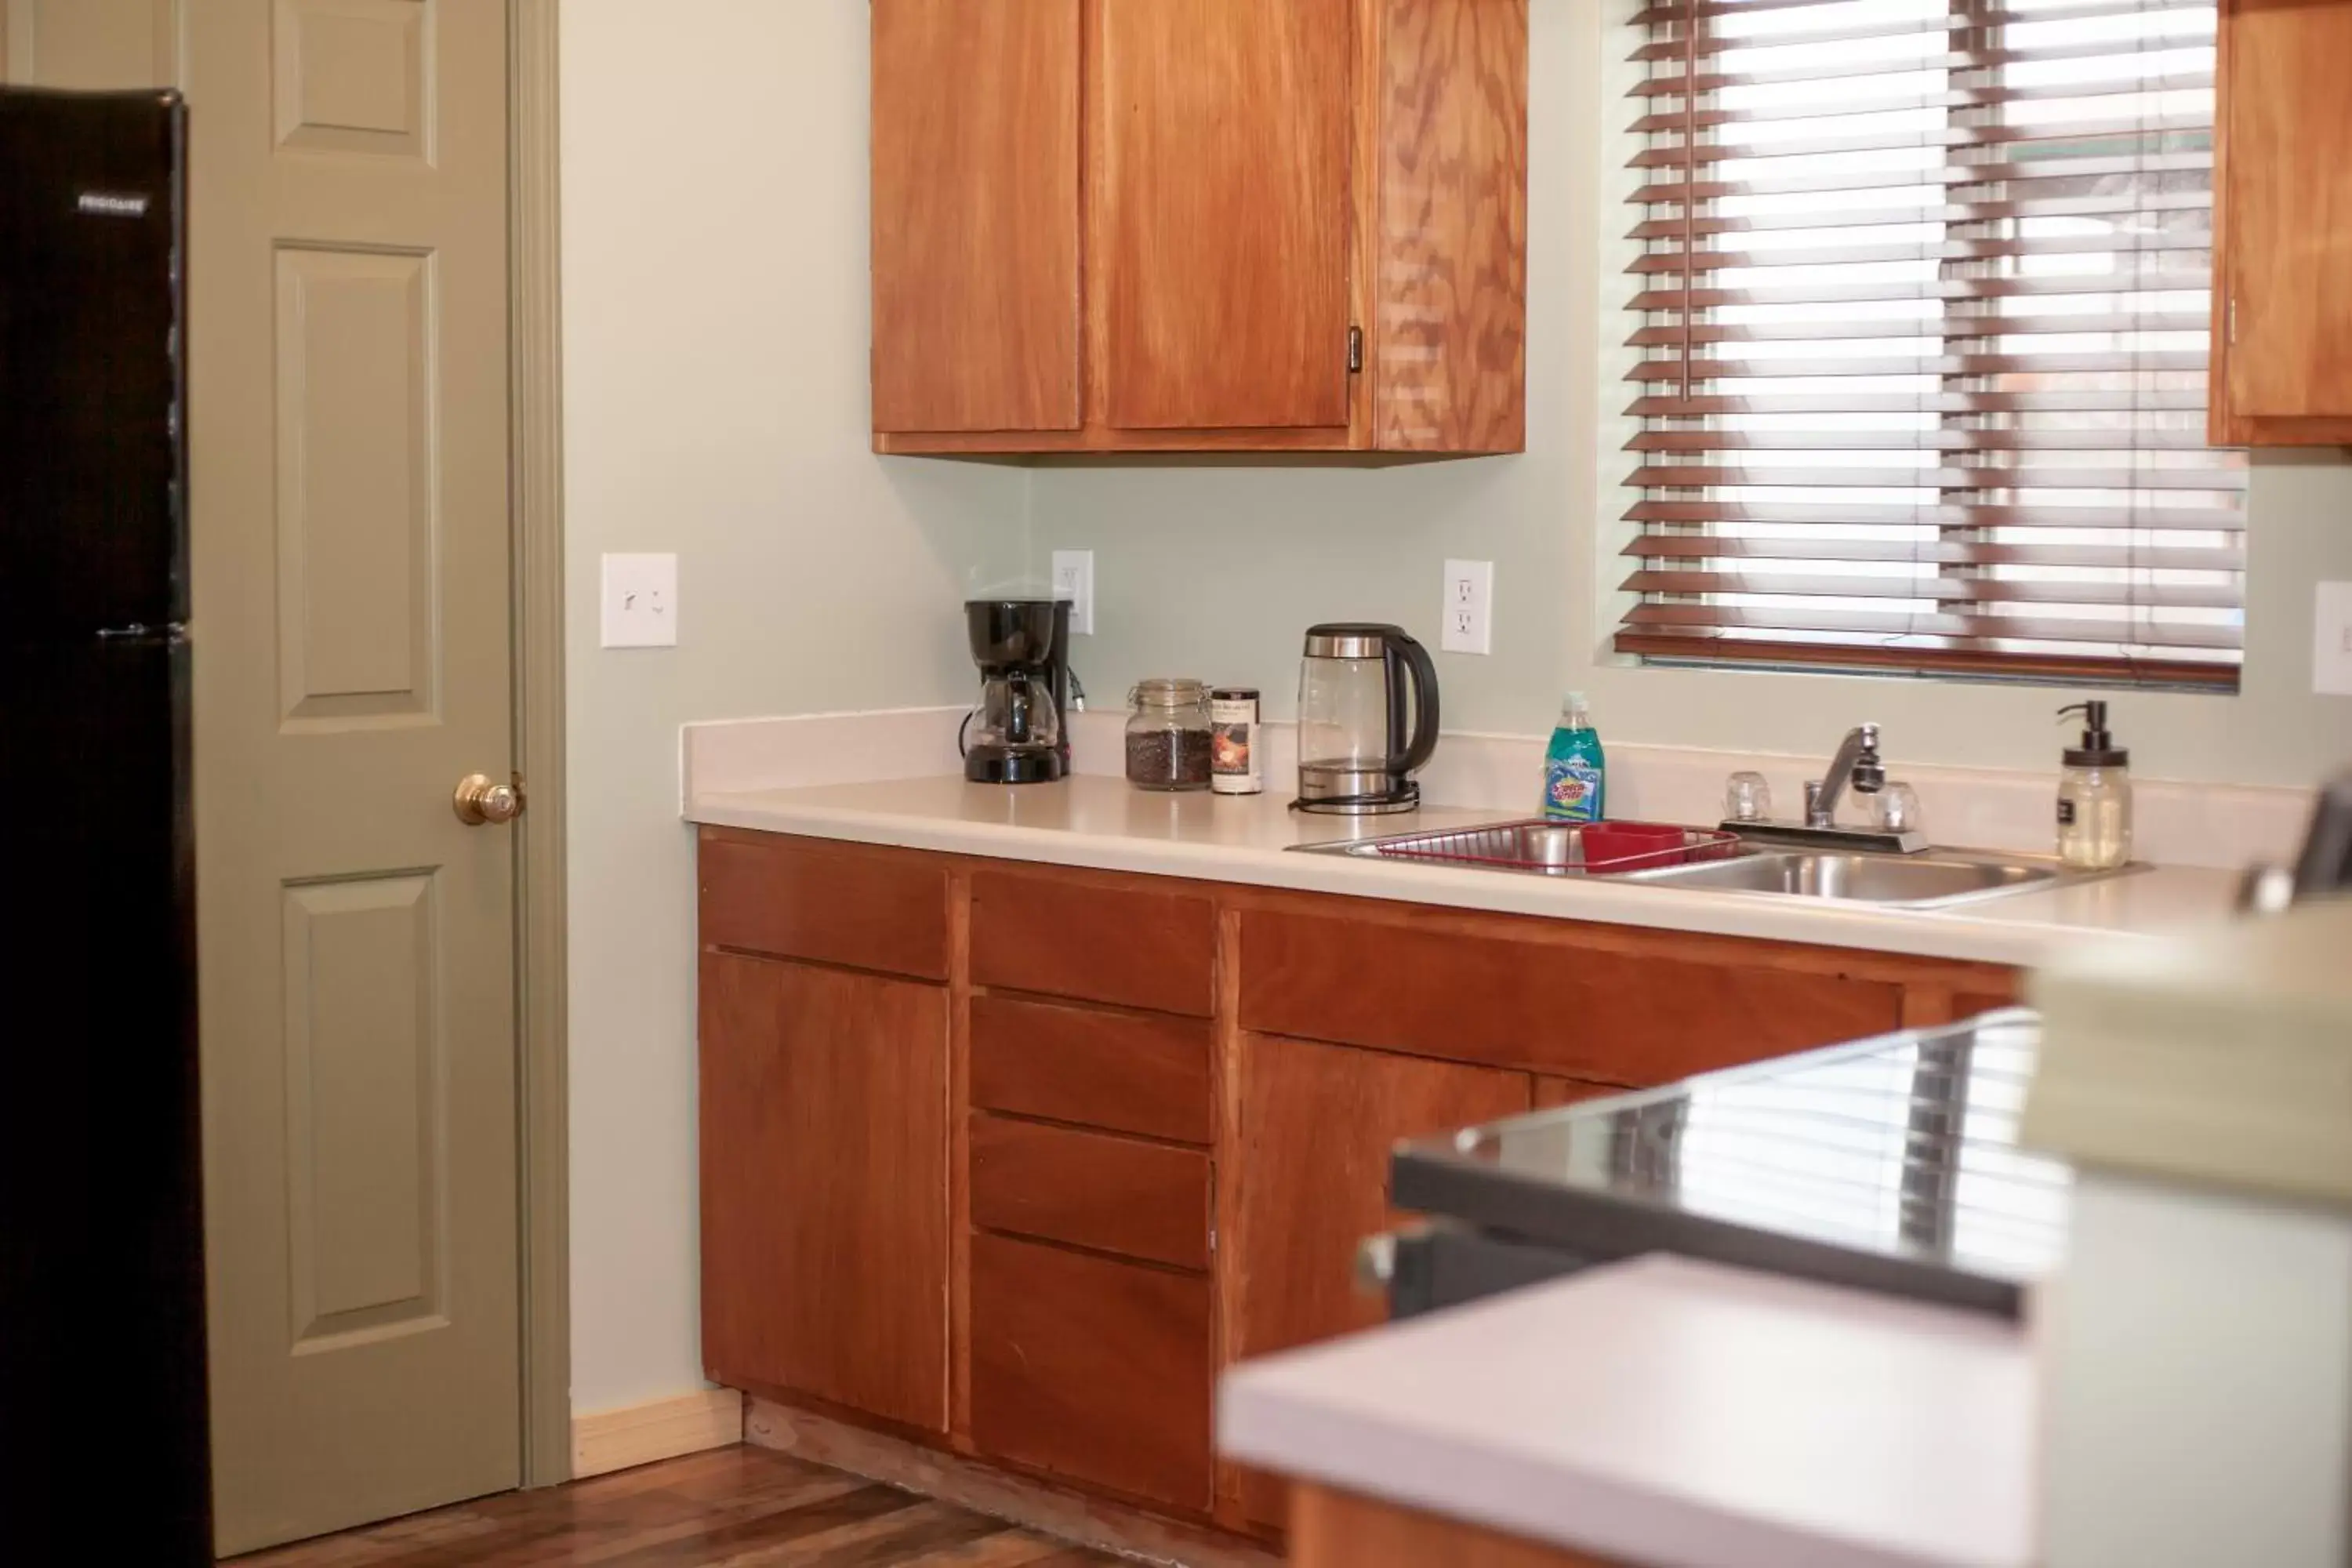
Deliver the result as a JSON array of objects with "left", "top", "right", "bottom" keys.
[{"left": 1352, "top": 818, "right": 1744, "bottom": 877}]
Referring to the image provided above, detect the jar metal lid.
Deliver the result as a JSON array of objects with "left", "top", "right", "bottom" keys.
[
  {"left": 1210, "top": 686, "right": 1259, "bottom": 702},
  {"left": 1132, "top": 677, "right": 1208, "bottom": 707}
]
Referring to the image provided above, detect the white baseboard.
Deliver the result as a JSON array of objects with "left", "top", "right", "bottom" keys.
[{"left": 571, "top": 1388, "right": 745, "bottom": 1479}]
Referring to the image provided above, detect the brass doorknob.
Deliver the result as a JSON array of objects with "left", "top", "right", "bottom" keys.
[{"left": 453, "top": 772, "right": 524, "bottom": 826}]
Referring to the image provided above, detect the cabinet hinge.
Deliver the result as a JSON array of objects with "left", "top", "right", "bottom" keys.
[
  {"left": 2227, "top": 295, "right": 2239, "bottom": 347},
  {"left": 1348, "top": 325, "right": 1363, "bottom": 374}
]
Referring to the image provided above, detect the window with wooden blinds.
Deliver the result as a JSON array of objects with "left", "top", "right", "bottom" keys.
[{"left": 1617, "top": 0, "right": 2246, "bottom": 688}]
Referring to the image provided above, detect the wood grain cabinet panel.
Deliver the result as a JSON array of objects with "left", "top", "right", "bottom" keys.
[
  {"left": 699, "top": 830, "right": 949, "bottom": 981},
  {"left": 971, "top": 869, "right": 1216, "bottom": 1017},
  {"left": 970, "top": 993, "right": 1214, "bottom": 1145},
  {"left": 1369, "top": 0, "right": 1530, "bottom": 453},
  {"left": 1232, "top": 1033, "right": 1531, "bottom": 1526},
  {"left": 870, "top": 0, "right": 1081, "bottom": 434},
  {"left": 699, "top": 952, "right": 949, "bottom": 1433},
  {"left": 2210, "top": 0, "right": 2352, "bottom": 443},
  {"left": 1532, "top": 1075, "right": 1633, "bottom": 1110},
  {"left": 1098, "top": 0, "right": 1353, "bottom": 432},
  {"left": 869, "top": 0, "right": 1526, "bottom": 455},
  {"left": 1239, "top": 906, "right": 1905, "bottom": 1083},
  {"left": 1290, "top": 1483, "right": 1626, "bottom": 1568},
  {"left": 971, "top": 1232, "right": 1214, "bottom": 1515},
  {"left": 971, "top": 1114, "right": 1211, "bottom": 1271}
]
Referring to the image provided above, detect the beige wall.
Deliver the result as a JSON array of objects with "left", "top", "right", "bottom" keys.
[
  {"left": 559, "top": 1, "right": 1026, "bottom": 1411},
  {"left": 1029, "top": 2, "right": 2352, "bottom": 789}
]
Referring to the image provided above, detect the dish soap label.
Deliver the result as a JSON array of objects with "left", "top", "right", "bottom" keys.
[
  {"left": 1541, "top": 692, "right": 1606, "bottom": 823},
  {"left": 1545, "top": 755, "right": 1604, "bottom": 822}
]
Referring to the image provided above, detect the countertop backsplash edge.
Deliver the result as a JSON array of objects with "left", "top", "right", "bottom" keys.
[{"left": 683, "top": 708, "right": 2313, "bottom": 870}]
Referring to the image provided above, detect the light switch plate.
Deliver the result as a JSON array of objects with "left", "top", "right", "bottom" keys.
[
  {"left": 1052, "top": 549, "right": 1094, "bottom": 635},
  {"left": 1442, "top": 558, "right": 1494, "bottom": 655},
  {"left": 2317, "top": 581, "right": 2352, "bottom": 696},
  {"left": 601, "top": 553, "right": 678, "bottom": 648}
]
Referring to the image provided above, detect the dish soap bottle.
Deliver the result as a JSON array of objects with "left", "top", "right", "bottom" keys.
[
  {"left": 2056, "top": 699, "right": 2132, "bottom": 870},
  {"left": 1542, "top": 692, "right": 1606, "bottom": 823}
]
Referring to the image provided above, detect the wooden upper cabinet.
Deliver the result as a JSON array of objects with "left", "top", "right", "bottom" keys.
[
  {"left": 2210, "top": 0, "right": 2352, "bottom": 444},
  {"left": 870, "top": 0, "right": 1528, "bottom": 455},
  {"left": 870, "top": 0, "right": 1082, "bottom": 434},
  {"left": 1099, "top": 0, "right": 1354, "bottom": 433}
]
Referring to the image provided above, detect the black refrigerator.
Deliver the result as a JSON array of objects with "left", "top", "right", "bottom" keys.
[{"left": 0, "top": 89, "right": 212, "bottom": 1559}]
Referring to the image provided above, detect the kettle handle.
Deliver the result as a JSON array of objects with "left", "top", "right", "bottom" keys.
[{"left": 1387, "top": 628, "right": 1441, "bottom": 775}]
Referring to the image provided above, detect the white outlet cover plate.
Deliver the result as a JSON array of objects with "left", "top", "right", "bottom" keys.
[
  {"left": 601, "top": 552, "right": 678, "bottom": 648},
  {"left": 1052, "top": 549, "right": 1095, "bottom": 635},
  {"left": 2317, "top": 581, "right": 2352, "bottom": 696},
  {"left": 1442, "top": 558, "right": 1494, "bottom": 655}
]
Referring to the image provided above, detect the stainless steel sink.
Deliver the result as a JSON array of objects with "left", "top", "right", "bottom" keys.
[
  {"left": 1294, "top": 819, "right": 2132, "bottom": 909},
  {"left": 1617, "top": 850, "right": 2062, "bottom": 909}
]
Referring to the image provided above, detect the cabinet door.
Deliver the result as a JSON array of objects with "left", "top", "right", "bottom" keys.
[
  {"left": 2215, "top": 0, "right": 2352, "bottom": 433},
  {"left": 1098, "top": 0, "right": 1353, "bottom": 430},
  {"left": 1232, "top": 1033, "right": 1531, "bottom": 1525},
  {"left": 872, "top": 0, "right": 1081, "bottom": 434},
  {"left": 699, "top": 952, "right": 949, "bottom": 1432}
]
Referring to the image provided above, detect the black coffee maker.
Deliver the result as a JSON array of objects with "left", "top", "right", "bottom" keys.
[{"left": 963, "top": 598, "right": 1073, "bottom": 784}]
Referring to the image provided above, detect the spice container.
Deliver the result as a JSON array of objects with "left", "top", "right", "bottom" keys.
[
  {"left": 1125, "top": 678, "right": 1213, "bottom": 791},
  {"left": 1209, "top": 687, "right": 1262, "bottom": 796}
]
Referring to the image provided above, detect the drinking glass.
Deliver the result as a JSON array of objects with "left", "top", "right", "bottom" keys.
[{"left": 1723, "top": 771, "right": 1773, "bottom": 822}]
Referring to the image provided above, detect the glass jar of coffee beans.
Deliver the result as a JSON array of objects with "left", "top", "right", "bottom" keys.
[{"left": 1124, "top": 678, "right": 1214, "bottom": 791}]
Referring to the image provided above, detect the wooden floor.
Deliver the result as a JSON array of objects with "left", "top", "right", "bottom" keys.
[{"left": 223, "top": 1445, "right": 1123, "bottom": 1567}]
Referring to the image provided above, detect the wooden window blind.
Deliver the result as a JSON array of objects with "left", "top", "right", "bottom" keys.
[{"left": 1617, "top": 0, "right": 2246, "bottom": 689}]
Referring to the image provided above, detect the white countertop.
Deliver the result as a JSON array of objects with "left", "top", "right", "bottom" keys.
[
  {"left": 1216, "top": 1254, "right": 2034, "bottom": 1568},
  {"left": 687, "top": 773, "right": 2239, "bottom": 967}
]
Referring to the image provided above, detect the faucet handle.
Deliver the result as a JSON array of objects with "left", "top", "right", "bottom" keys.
[{"left": 1803, "top": 779, "right": 1828, "bottom": 826}]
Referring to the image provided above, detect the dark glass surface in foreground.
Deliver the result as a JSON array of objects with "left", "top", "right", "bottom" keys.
[{"left": 1392, "top": 1011, "right": 2067, "bottom": 1316}]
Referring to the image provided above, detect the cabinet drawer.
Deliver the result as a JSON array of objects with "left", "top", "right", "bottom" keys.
[
  {"left": 969, "top": 994, "right": 1211, "bottom": 1145},
  {"left": 971, "top": 869, "right": 1214, "bottom": 1016},
  {"left": 971, "top": 1232, "right": 1212, "bottom": 1515},
  {"left": 971, "top": 1115, "right": 1210, "bottom": 1271},
  {"left": 1239, "top": 908, "right": 1904, "bottom": 1083},
  {"left": 699, "top": 831, "right": 949, "bottom": 981}
]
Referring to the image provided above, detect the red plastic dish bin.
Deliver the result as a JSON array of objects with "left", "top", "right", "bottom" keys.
[{"left": 1577, "top": 822, "right": 1699, "bottom": 873}]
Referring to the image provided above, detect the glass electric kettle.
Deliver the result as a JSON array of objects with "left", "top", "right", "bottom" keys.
[{"left": 1294, "top": 622, "right": 1440, "bottom": 814}]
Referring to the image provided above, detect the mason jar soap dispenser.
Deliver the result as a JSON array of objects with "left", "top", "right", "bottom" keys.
[{"left": 2056, "top": 699, "right": 2132, "bottom": 870}]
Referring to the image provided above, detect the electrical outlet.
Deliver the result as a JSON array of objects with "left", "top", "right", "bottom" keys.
[
  {"left": 1052, "top": 549, "right": 1095, "bottom": 635},
  {"left": 2317, "top": 581, "right": 2352, "bottom": 696},
  {"left": 1441, "top": 558, "right": 1494, "bottom": 655},
  {"left": 600, "top": 553, "right": 677, "bottom": 648}
]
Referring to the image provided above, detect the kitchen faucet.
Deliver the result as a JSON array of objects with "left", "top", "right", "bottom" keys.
[
  {"left": 1808, "top": 724, "right": 1886, "bottom": 828},
  {"left": 1720, "top": 721, "right": 1926, "bottom": 854}
]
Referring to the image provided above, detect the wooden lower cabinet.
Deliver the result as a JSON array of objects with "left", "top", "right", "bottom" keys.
[
  {"left": 970, "top": 1232, "right": 1214, "bottom": 1513},
  {"left": 1289, "top": 1483, "right": 1627, "bottom": 1568},
  {"left": 1232, "top": 1033, "right": 1536, "bottom": 1528},
  {"left": 698, "top": 950, "right": 950, "bottom": 1432},
  {"left": 695, "top": 828, "right": 2021, "bottom": 1543},
  {"left": 1534, "top": 1075, "right": 1635, "bottom": 1109}
]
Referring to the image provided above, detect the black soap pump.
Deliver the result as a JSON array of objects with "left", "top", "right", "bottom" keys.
[{"left": 2056, "top": 699, "right": 2132, "bottom": 870}]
